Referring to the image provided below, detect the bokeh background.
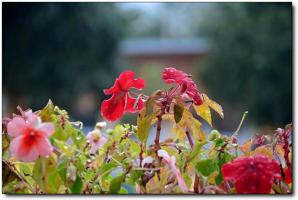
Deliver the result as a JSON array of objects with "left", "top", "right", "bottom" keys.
[{"left": 2, "top": 2, "right": 292, "bottom": 136}]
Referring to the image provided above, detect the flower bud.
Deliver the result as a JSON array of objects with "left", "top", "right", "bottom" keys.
[
  {"left": 95, "top": 121, "right": 107, "bottom": 130},
  {"left": 208, "top": 130, "right": 221, "bottom": 141}
]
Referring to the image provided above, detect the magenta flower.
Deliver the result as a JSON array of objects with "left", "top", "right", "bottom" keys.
[
  {"left": 162, "top": 67, "right": 203, "bottom": 105},
  {"left": 7, "top": 110, "right": 54, "bottom": 162},
  {"left": 86, "top": 129, "right": 107, "bottom": 154},
  {"left": 158, "top": 149, "right": 188, "bottom": 192}
]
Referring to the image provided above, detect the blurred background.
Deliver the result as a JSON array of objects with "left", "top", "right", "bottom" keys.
[{"left": 2, "top": 2, "right": 292, "bottom": 136}]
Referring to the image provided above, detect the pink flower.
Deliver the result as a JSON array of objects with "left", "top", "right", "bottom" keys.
[
  {"left": 7, "top": 111, "right": 54, "bottom": 162},
  {"left": 86, "top": 129, "right": 107, "bottom": 154},
  {"left": 162, "top": 67, "right": 203, "bottom": 105},
  {"left": 158, "top": 149, "right": 188, "bottom": 192},
  {"left": 221, "top": 155, "right": 281, "bottom": 194},
  {"left": 101, "top": 70, "right": 145, "bottom": 121}
]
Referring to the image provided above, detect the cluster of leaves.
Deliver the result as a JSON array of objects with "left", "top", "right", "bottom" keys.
[{"left": 2, "top": 98, "right": 292, "bottom": 194}]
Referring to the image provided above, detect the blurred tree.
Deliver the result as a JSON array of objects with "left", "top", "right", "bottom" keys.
[
  {"left": 3, "top": 3, "right": 126, "bottom": 122},
  {"left": 198, "top": 3, "right": 292, "bottom": 128}
]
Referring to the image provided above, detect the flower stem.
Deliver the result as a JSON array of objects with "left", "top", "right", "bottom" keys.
[
  {"left": 232, "top": 111, "right": 248, "bottom": 137},
  {"left": 139, "top": 143, "right": 143, "bottom": 167},
  {"left": 185, "top": 130, "right": 193, "bottom": 148},
  {"left": 194, "top": 173, "right": 200, "bottom": 194},
  {"left": 155, "top": 109, "right": 165, "bottom": 150},
  {"left": 185, "top": 130, "right": 199, "bottom": 194}
]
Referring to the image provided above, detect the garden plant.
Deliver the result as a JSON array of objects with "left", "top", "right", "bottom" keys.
[{"left": 2, "top": 67, "right": 292, "bottom": 194}]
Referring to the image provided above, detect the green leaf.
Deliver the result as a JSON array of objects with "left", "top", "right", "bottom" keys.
[
  {"left": 33, "top": 157, "right": 46, "bottom": 192},
  {"left": 183, "top": 173, "right": 192, "bottom": 188},
  {"left": 99, "top": 162, "right": 118, "bottom": 174},
  {"left": 83, "top": 169, "right": 96, "bottom": 181},
  {"left": 214, "top": 137, "right": 225, "bottom": 147},
  {"left": 70, "top": 176, "right": 83, "bottom": 194},
  {"left": 2, "top": 133, "right": 10, "bottom": 155},
  {"left": 215, "top": 152, "right": 233, "bottom": 185},
  {"left": 57, "top": 158, "right": 68, "bottom": 183},
  {"left": 173, "top": 95, "right": 185, "bottom": 123},
  {"left": 143, "top": 90, "right": 162, "bottom": 117},
  {"left": 127, "top": 170, "right": 143, "bottom": 185},
  {"left": 38, "top": 99, "right": 55, "bottom": 122},
  {"left": 111, "top": 125, "right": 126, "bottom": 141},
  {"left": 202, "top": 94, "right": 224, "bottom": 119},
  {"left": 119, "top": 187, "right": 128, "bottom": 194},
  {"left": 69, "top": 128, "right": 86, "bottom": 150},
  {"left": 196, "top": 159, "right": 218, "bottom": 177},
  {"left": 137, "top": 114, "right": 152, "bottom": 144},
  {"left": 208, "top": 130, "right": 221, "bottom": 141},
  {"left": 188, "top": 141, "right": 207, "bottom": 163},
  {"left": 17, "top": 163, "right": 33, "bottom": 176},
  {"left": 194, "top": 102, "right": 212, "bottom": 126},
  {"left": 129, "top": 140, "right": 141, "bottom": 156},
  {"left": 109, "top": 174, "right": 125, "bottom": 194},
  {"left": 2, "top": 160, "right": 22, "bottom": 187},
  {"left": 46, "top": 171, "right": 62, "bottom": 193},
  {"left": 174, "top": 103, "right": 184, "bottom": 123}
]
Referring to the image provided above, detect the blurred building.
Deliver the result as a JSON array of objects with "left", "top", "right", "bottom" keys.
[{"left": 118, "top": 37, "right": 208, "bottom": 93}]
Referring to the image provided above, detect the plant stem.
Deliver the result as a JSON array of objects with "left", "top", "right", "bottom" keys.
[
  {"left": 185, "top": 130, "right": 199, "bottom": 194},
  {"left": 194, "top": 174, "right": 200, "bottom": 194},
  {"left": 139, "top": 143, "right": 143, "bottom": 167},
  {"left": 185, "top": 130, "right": 193, "bottom": 148},
  {"left": 232, "top": 111, "right": 248, "bottom": 137},
  {"left": 155, "top": 109, "right": 165, "bottom": 150}
]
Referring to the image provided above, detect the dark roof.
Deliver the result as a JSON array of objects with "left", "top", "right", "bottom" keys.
[{"left": 119, "top": 37, "right": 208, "bottom": 56}]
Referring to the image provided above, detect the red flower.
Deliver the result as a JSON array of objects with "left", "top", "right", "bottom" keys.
[
  {"left": 101, "top": 70, "right": 145, "bottom": 121},
  {"left": 284, "top": 167, "right": 292, "bottom": 184},
  {"left": 221, "top": 155, "right": 281, "bottom": 194},
  {"left": 162, "top": 67, "right": 203, "bottom": 105}
]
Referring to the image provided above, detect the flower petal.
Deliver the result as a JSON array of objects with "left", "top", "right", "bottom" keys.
[
  {"left": 97, "top": 136, "right": 107, "bottom": 147},
  {"left": 118, "top": 70, "right": 145, "bottom": 90},
  {"left": 7, "top": 117, "right": 27, "bottom": 137},
  {"left": 162, "top": 67, "right": 188, "bottom": 84},
  {"left": 125, "top": 94, "right": 144, "bottom": 113},
  {"left": 221, "top": 156, "right": 281, "bottom": 194},
  {"left": 35, "top": 136, "right": 53, "bottom": 157},
  {"left": 38, "top": 123, "right": 55, "bottom": 137},
  {"left": 104, "top": 80, "right": 121, "bottom": 95},
  {"left": 118, "top": 70, "right": 135, "bottom": 88},
  {"left": 126, "top": 78, "right": 145, "bottom": 90},
  {"left": 9, "top": 135, "right": 24, "bottom": 157},
  {"left": 20, "top": 145, "right": 39, "bottom": 162},
  {"left": 10, "top": 135, "right": 39, "bottom": 162},
  {"left": 25, "top": 112, "right": 41, "bottom": 127},
  {"left": 101, "top": 93, "right": 125, "bottom": 121}
]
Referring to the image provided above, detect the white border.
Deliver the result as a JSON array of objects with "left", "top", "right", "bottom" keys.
[{"left": 0, "top": 0, "right": 296, "bottom": 199}]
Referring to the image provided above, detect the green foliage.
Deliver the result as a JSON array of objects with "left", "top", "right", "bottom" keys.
[
  {"left": 3, "top": 3, "right": 125, "bottom": 114},
  {"left": 109, "top": 174, "right": 125, "bottom": 194},
  {"left": 173, "top": 95, "right": 185, "bottom": 123},
  {"left": 196, "top": 159, "right": 218, "bottom": 177},
  {"left": 137, "top": 115, "right": 153, "bottom": 144},
  {"left": 198, "top": 3, "right": 292, "bottom": 127},
  {"left": 70, "top": 176, "right": 83, "bottom": 194}
]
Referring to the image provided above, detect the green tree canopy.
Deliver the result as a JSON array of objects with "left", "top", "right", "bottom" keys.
[{"left": 198, "top": 3, "right": 292, "bottom": 128}]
